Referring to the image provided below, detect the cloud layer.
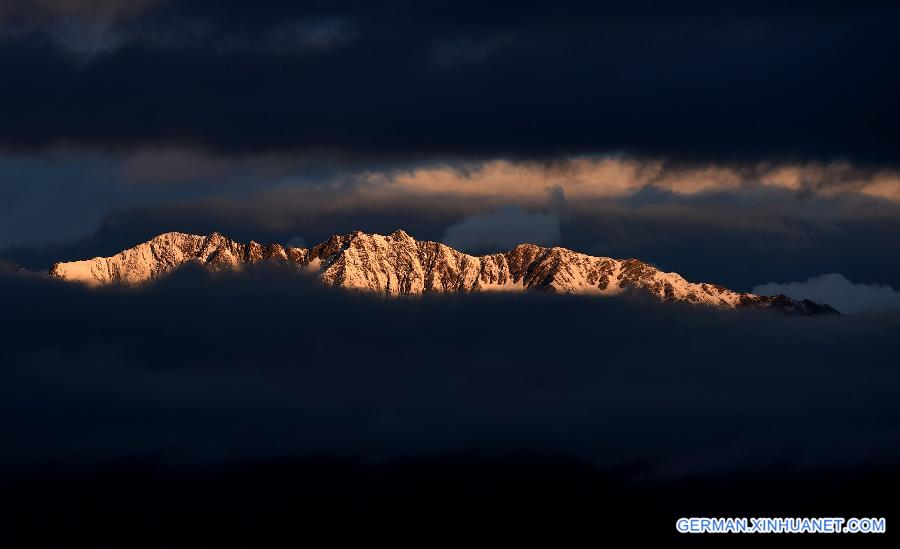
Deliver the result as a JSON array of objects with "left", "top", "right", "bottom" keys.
[
  {"left": 367, "top": 158, "right": 900, "bottom": 201},
  {"left": 2, "top": 268, "right": 900, "bottom": 477},
  {"left": 0, "top": 1, "right": 898, "bottom": 164}
]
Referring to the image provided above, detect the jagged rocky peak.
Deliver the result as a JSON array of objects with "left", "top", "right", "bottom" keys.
[
  {"left": 47, "top": 229, "right": 839, "bottom": 314},
  {"left": 48, "top": 231, "right": 303, "bottom": 286}
]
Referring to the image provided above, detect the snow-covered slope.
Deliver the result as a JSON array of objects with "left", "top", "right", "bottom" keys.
[
  {"left": 48, "top": 232, "right": 304, "bottom": 286},
  {"left": 48, "top": 230, "right": 837, "bottom": 313}
]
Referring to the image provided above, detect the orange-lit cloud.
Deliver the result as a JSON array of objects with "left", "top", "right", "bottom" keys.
[{"left": 355, "top": 157, "right": 900, "bottom": 202}]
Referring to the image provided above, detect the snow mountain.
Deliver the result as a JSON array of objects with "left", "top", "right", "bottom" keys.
[{"left": 48, "top": 230, "right": 837, "bottom": 314}]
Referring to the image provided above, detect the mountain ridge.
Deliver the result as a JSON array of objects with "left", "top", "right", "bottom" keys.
[{"left": 48, "top": 230, "right": 838, "bottom": 314}]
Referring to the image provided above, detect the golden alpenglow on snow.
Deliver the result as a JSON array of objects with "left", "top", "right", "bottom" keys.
[{"left": 50, "top": 230, "right": 837, "bottom": 314}]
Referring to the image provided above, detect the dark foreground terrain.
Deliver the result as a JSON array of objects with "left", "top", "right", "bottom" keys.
[{"left": 2, "top": 459, "right": 898, "bottom": 547}]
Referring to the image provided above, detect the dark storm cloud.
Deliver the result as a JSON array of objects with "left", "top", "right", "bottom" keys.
[
  {"left": 2, "top": 267, "right": 900, "bottom": 476},
  {"left": 1, "top": 1, "right": 899, "bottom": 163}
]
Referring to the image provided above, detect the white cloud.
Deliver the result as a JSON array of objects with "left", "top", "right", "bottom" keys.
[
  {"left": 441, "top": 206, "right": 561, "bottom": 252},
  {"left": 752, "top": 273, "right": 900, "bottom": 314}
]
